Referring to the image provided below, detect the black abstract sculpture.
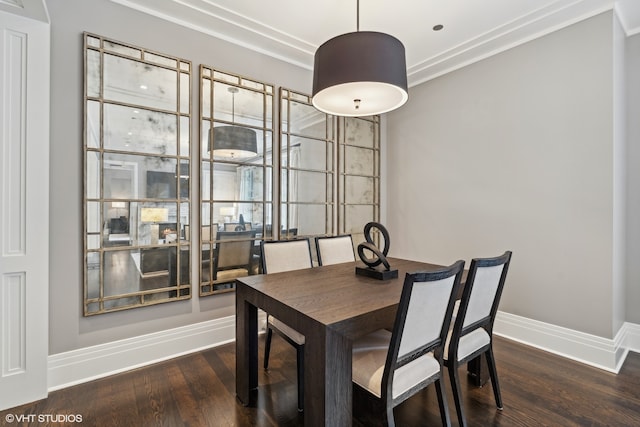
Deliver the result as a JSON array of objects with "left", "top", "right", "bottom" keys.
[{"left": 355, "top": 222, "right": 398, "bottom": 280}]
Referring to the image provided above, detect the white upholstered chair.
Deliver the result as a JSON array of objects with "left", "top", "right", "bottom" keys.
[
  {"left": 260, "top": 239, "right": 313, "bottom": 411},
  {"left": 315, "top": 234, "right": 356, "bottom": 266},
  {"left": 352, "top": 260, "right": 465, "bottom": 427},
  {"left": 444, "top": 251, "right": 512, "bottom": 427}
]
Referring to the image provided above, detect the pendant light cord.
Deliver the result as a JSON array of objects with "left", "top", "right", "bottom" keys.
[{"left": 356, "top": 0, "right": 360, "bottom": 32}]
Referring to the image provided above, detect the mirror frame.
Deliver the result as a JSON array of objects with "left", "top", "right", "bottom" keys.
[{"left": 83, "top": 33, "right": 192, "bottom": 315}]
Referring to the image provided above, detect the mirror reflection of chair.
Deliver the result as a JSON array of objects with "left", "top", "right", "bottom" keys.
[
  {"left": 223, "top": 222, "right": 252, "bottom": 231},
  {"left": 280, "top": 227, "right": 298, "bottom": 239},
  {"left": 315, "top": 234, "right": 356, "bottom": 266},
  {"left": 444, "top": 251, "right": 512, "bottom": 427},
  {"left": 260, "top": 238, "right": 313, "bottom": 411},
  {"left": 351, "top": 260, "right": 465, "bottom": 426},
  {"left": 211, "top": 230, "right": 257, "bottom": 288}
]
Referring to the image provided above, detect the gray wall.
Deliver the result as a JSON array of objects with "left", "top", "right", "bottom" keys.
[
  {"left": 47, "top": 0, "right": 310, "bottom": 354},
  {"left": 626, "top": 32, "right": 640, "bottom": 325},
  {"left": 386, "top": 12, "right": 620, "bottom": 338}
]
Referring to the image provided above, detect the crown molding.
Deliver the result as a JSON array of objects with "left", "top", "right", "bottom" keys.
[{"left": 0, "top": 0, "right": 48, "bottom": 23}]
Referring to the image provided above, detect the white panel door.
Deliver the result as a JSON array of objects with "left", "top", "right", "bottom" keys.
[{"left": 0, "top": 8, "right": 50, "bottom": 410}]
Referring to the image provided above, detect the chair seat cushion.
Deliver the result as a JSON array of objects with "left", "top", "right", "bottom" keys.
[
  {"left": 352, "top": 329, "right": 440, "bottom": 399},
  {"left": 267, "top": 315, "right": 305, "bottom": 345},
  {"left": 216, "top": 268, "right": 248, "bottom": 281},
  {"left": 444, "top": 327, "right": 490, "bottom": 361}
]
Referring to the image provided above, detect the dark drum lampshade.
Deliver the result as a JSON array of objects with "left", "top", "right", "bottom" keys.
[
  {"left": 312, "top": 31, "right": 408, "bottom": 117},
  {"left": 208, "top": 126, "right": 258, "bottom": 159}
]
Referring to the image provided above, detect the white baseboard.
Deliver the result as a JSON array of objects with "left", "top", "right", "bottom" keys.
[
  {"left": 624, "top": 322, "right": 640, "bottom": 353},
  {"left": 48, "top": 311, "right": 638, "bottom": 392},
  {"left": 48, "top": 313, "right": 264, "bottom": 391},
  {"left": 494, "top": 311, "right": 637, "bottom": 373}
]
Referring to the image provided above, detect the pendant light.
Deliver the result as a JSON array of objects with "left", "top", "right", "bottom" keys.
[
  {"left": 208, "top": 87, "right": 258, "bottom": 158},
  {"left": 312, "top": 0, "right": 408, "bottom": 117}
]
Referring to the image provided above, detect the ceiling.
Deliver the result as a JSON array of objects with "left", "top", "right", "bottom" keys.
[
  {"left": 110, "top": 0, "right": 640, "bottom": 87},
  {"left": 4, "top": 1, "right": 639, "bottom": 85}
]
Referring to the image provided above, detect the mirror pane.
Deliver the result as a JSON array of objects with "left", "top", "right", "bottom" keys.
[
  {"left": 180, "top": 72, "right": 189, "bottom": 114},
  {"left": 344, "top": 204, "right": 375, "bottom": 235},
  {"left": 345, "top": 176, "right": 374, "bottom": 204},
  {"left": 144, "top": 52, "right": 177, "bottom": 68},
  {"left": 286, "top": 100, "right": 326, "bottom": 139},
  {"left": 104, "top": 41, "right": 141, "bottom": 59},
  {"left": 87, "top": 35, "right": 100, "bottom": 48},
  {"left": 87, "top": 201, "right": 101, "bottom": 233},
  {"left": 212, "top": 83, "right": 265, "bottom": 129},
  {"left": 86, "top": 252, "right": 100, "bottom": 298},
  {"left": 103, "top": 53, "right": 177, "bottom": 110},
  {"left": 104, "top": 103, "right": 178, "bottom": 155},
  {"left": 86, "top": 151, "right": 100, "bottom": 199},
  {"left": 344, "top": 117, "right": 376, "bottom": 148},
  {"left": 87, "top": 234, "right": 101, "bottom": 250},
  {"left": 290, "top": 170, "right": 329, "bottom": 203},
  {"left": 288, "top": 204, "right": 329, "bottom": 236},
  {"left": 288, "top": 137, "right": 331, "bottom": 171},
  {"left": 180, "top": 115, "right": 190, "bottom": 157},
  {"left": 201, "top": 78, "right": 212, "bottom": 119},
  {"left": 86, "top": 49, "right": 101, "bottom": 98},
  {"left": 136, "top": 202, "right": 179, "bottom": 246},
  {"left": 103, "top": 248, "right": 175, "bottom": 297},
  {"left": 102, "top": 156, "right": 140, "bottom": 199},
  {"left": 343, "top": 145, "right": 374, "bottom": 175},
  {"left": 86, "top": 100, "right": 100, "bottom": 148}
]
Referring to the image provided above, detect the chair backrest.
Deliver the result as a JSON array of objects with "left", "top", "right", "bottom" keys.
[
  {"left": 213, "top": 230, "right": 255, "bottom": 272},
  {"left": 382, "top": 260, "right": 465, "bottom": 399},
  {"left": 315, "top": 235, "right": 356, "bottom": 266},
  {"left": 457, "top": 251, "right": 512, "bottom": 333},
  {"left": 280, "top": 228, "right": 298, "bottom": 239},
  {"left": 261, "top": 239, "right": 313, "bottom": 274},
  {"left": 224, "top": 222, "right": 252, "bottom": 231}
]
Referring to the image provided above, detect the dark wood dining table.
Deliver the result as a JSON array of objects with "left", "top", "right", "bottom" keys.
[{"left": 235, "top": 257, "right": 470, "bottom": 426}]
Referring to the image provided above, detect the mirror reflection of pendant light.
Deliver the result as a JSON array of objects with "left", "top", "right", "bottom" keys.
[
  {"left": 312, "top": 0, "right": 408, "bottom": 117},
  {"left": 208, "top": 87, "right": 258, "bottom": 158}
]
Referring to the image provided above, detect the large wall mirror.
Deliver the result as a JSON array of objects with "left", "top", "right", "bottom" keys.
[
  {"left": 338, "top": 115, "right": 380, "bottom": 246},
  {"left": 280, "top": 89, "right": 335, "bottom": 238},
  {"left": 280, "top": 89, "right": 380, "bottom": 251},
  {"left": 83, "top": 33, "right": 192, "bottom": 315},
  {"left": 200, "top": 67, "right": 274, "bottom": 296}
]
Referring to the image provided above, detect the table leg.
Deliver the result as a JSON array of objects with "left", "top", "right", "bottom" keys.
[
  {"left": 304, "top": 324, "right": 352, "bottom": 427},
  {"left": 235, "top": 288, "right": 258, "bottom": 405}
]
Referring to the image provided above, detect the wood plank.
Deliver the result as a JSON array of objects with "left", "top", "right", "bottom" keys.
[{"left": 1, "top": 336, "right": 639, "bottom": 426}]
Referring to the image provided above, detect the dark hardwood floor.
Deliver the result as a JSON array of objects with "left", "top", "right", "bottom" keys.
[{"left": 2, "top": 335, "right": 639, "bottom": 426}]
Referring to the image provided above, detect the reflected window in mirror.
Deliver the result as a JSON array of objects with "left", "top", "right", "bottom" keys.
[
  {"left": 338, "top": 116, "right": 381, "bottom": 250},
  {"left": 200, "top": 67, "right": 274, "bottom": 296},
  {"left": 280, "top": 89, "right": 335, "bottom": 241},
  {"left": 83, "top": 33, "right": 191, "bottom": 315}
]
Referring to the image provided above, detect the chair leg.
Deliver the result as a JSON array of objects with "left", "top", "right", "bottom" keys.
[
  {"left": 435, "top": 377, "right": 452, "bottom": 427},
  {"left": 263, "top": 327, "right": 273, "bottom": 370},
  {"left": 296, "top": 345, "right": 304, "bottom": 411},
  {"left": 448, "top": 363, "right": 467, "bottom": 427},
  {"left": 485, "top": 348, "right": 503, "bottom": 410},
  {"left": 383, "top": 404, "right": 395, "bottom": 427}
]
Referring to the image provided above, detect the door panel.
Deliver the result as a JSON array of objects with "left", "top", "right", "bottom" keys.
[{"left": 0, "top": 9, "right": 50, "bottom": 410}]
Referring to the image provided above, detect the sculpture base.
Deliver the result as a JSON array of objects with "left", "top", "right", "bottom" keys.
[{"left": 355, "top": 265, "right": 398, "bottom": 281}]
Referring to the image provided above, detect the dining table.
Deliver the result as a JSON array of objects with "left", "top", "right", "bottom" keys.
[{"left": 235, "top": 257, "right": 474, "bottom": 426}]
